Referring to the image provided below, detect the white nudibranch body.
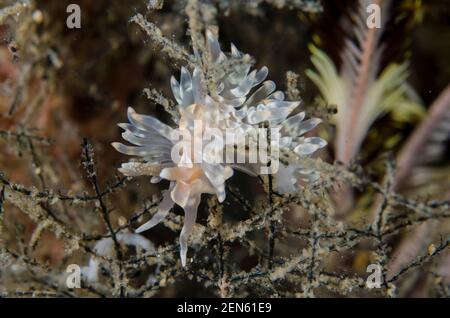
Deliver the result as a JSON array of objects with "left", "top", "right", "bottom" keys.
[{"left": 112, "top": 30, "right": 326, "bottom": 266}]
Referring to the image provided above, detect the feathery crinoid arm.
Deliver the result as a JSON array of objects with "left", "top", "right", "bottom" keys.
[
  {"left": 395, "top": 84, "right": 450, "bottom": 189},
  {"left": 307, "top": 0, "right": 425, "bottom": 163}
]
